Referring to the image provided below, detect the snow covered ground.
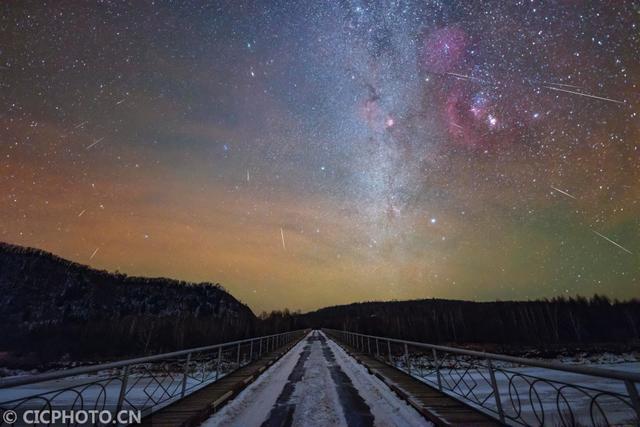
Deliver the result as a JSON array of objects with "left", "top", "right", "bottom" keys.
[
  {"left": 403, "top": 357, "right": 639, "bottom": 426},
  {"left": 326, "top": 335, "right": 433, "bottom": 427},
  {"left": 0, "top": 369, "right": 223, "bottom": 415},
  {"left": 2, "top": 337, "right": 637, "bottom": 426},
  {"left": 203, "top": 331, "right": 432, "bottom": 427}
]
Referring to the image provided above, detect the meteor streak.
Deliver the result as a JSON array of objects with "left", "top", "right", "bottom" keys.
[
  {"left": 544, "top": 86, "right": 624, "bottom": 105},
  {"left": 280, "top": 227, "right": 286, "bottom": 250},
  {"left": 446, "top": 72, "right": 486, "bottom": 83},
  {"left": 550, "top": 186, "right": 577, "bottom": 200},
  {"left": 89, "top": 247, "right": 100, "bottom": 260},
  {"left": 86, "top": 137, "right": 105, "bottom": 150},
  {"left": 592, "top": 230, "right": 632, "bottom": 254}
]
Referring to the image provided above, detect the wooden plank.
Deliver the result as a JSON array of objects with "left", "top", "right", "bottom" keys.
[
  {"left": 330, "top": 339, "right": 504, "bottom": 427},
  {"left": 139, "top": 335, "right": 306, "bottom": 427}
]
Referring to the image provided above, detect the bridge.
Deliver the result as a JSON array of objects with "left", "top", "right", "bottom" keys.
[{"left": 1, "top": 330, "right": 639, "bottom": 426}]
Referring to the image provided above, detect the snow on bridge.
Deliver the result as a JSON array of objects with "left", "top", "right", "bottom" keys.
[{"left": 203, "top": 330, "right": 432, "bottom": 427}]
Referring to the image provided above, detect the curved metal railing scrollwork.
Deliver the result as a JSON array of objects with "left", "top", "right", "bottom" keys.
[
  {"left": 324, "top": 329, "right": 640, "bottom": 427},
  {"left": 0, "top": 330, "right": 306, "bottom": 426}
]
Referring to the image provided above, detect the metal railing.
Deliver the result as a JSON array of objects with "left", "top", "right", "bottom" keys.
[
  {"left": 325, "top": 329, "right": 640, "bottom": 427},
  {"left": 0, "top": 330, "right": 307, "bottom": 425}
]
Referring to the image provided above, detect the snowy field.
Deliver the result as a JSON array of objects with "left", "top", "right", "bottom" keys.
[
  {"left": 401, "top": 356, "right": 639, "bottom": 426},
  {"left": 0, "top": 368, "right": 223, "bottom": 415}
]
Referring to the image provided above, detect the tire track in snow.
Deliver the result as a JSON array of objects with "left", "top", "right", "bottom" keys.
[
  {"left": 325, "top": 334, "right": 433, "bottom": 427},
  {"left": 261, "top": 340, "right": 312, "bottom": 426},
  {"left": 202, "top": 337, "right": 309, "bottom": 427},
  {"left": 319, "top": 333, "right": 375, "bottom": 427},
  {"left": 263, "top": 331, "right": 350, "bottom": 427},
  {"left": 204, "top": 331, "right": 430, "bottom": 427}
]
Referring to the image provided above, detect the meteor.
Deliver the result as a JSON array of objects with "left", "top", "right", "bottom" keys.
[
  {"left": 544, "top": 86, "right": 624, "bottom": 105},
  {"left": 86, "top": 137, "right": 105, "bottom": 150},
  {"left": 280, "top": 227, "right": 287, "bottom": 250},
  {"left": 550, "top": 186, "right": 577, "bottom": 200},
  {"left": 592, "top": 230, "right": 632, "bottom": 254},
  {"left": 89, "top": 247, "right": 100, "bottom": 260}
]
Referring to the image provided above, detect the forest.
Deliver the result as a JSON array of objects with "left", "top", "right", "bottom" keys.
[
  {"left": 298, "top": 296, "right": 640, "bottom": 354},
  {"left": 1, "top": 241, "right": 638, "bottom": 369},
  {"left": 0, "top": 242, "right": 256, "bottom": 366}
]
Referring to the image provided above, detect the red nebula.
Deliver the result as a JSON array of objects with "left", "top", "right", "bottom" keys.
[
  {"left": 444, "top": 88, "right": 482, "bottom": 147},
  {"left": 442, "top": 85, "right": 529, "bottom": 149},
  {"left": 360, "top": 98, "right": 394, "bottom": 134}
]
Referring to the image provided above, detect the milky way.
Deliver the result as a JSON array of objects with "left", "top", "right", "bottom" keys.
[{"left": 1, "top": 1, "right": 638, "bottom": 311}]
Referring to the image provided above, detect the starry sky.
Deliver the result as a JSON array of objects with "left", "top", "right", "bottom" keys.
[{"left": 1, "top": 1, "right": 639, "bottom": 312}]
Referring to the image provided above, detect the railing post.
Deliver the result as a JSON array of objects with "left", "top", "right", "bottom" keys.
[
  {"left": 12, "top": 328, "right": 640, "bottom": 427},
  {"left": 180, "top": 352, "right": 192, "bottom": 398},
  {"left": 115, "top": 365, "right": 129, "bottom": 414},
  {"left": 487, "top": 359, "right": 505, "bottom": 423},
  {"left": 625, "top": 380, "right": 640, "bottom": 422},
  {"left": 404, "top": 343, "right": 411, "bottom": 374},
  {"left": 215, "top": 346, "right": 222, "bottom": 381},
  {"left": 432, "top": 348, "right": 443, "bottom": 391},
  {"left": 259, "top": 337, "right": 263, "bottom": 356}
]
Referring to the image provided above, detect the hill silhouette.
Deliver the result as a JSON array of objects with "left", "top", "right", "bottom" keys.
[
  {"left": 1, "top": 241, "right": 639, "bottom": 368},
  {"left": 0, "top": 242, "right": 256, "bottom": 365}
]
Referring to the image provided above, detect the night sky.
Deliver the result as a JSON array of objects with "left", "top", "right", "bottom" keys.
[{"left": 1, "top": 1, "right": 639, "bottom": 312}]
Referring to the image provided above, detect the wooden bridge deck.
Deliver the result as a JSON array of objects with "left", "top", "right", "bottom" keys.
[
  {"left": 332, "top": 340, "right": 503, "bottom": 427},
  {"left": 139, "top": 336, "right": 305, "bottom": 427},
  {"left": 141, "top": 331, "right": 501, "bottom": 427}
]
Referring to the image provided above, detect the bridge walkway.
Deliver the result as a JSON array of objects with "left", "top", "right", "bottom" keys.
[
  {"left": 202, "top": 331, "right": 499, "bottom": 427},
  {"left": 140, "top": 335, "right": 305, "bottom": 427},
  {"left": 142, "top": 330, "right": 501, "bottom": 426},
  {"left": 331, "top": 338, "right": 502, "bottom": 426}
]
